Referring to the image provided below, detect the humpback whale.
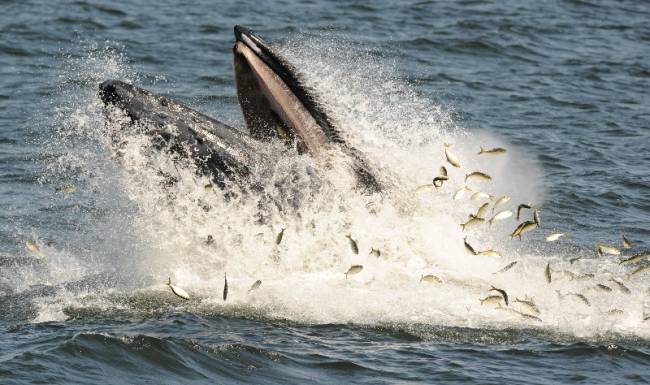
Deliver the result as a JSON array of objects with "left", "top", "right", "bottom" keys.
[{"left": 99, "top": 25, "right": 380, "bottom": 193}]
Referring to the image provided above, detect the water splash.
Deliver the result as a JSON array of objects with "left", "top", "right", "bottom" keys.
[{"left": 7, "top": 36, "right": 649, "bottom": 341}]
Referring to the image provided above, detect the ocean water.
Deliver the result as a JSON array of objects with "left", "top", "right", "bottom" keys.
[{"left": 1, "top": 0, "right": 649, "bottom": 384}]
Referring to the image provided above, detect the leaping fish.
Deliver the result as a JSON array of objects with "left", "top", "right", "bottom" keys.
[
  {"left": 444, "top": 143, "right": 462, "bottom": 168},
  {"left": 25, "top": 240, "right": 44, "bottom": 257},
  {"left": 488, "top": 210, "right": 513, "bottom": 226},
  {"left": 465, "top": 171, "right": 492, "bottom": 183},
  {"left": 248, "top": 279, "right": 262, "bottom": 293},
  {"left": 345, "top": 265, "right": 364, "bottom": 279},
  {"left": 478, "top": 147, "right": 507, "bottom": 155},
  {"left": 223, "top": 272, "right": 228, "bottom": 301},
  {"left": 493, "top": 261, "right": 518, "bottom": 274},
  {"left": 167, "top": 277, "right": 190, "bottom": 300}
]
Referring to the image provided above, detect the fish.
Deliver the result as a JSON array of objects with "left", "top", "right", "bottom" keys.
[
  {"left": 514, "top": 298, "right": 541, "bottom": 315},
  {"left": 420, "top": 274, "right": 443, "bottom": 284},
  {"left": 464, "top": 237, "right": 477, "bottom": 255},
  {"left": 345, "top": 264, "right": 363, "bottom": 279},
  {"left": 275, "top": 228, "right": 285, "bottom": 245},
  {"left": 167, "top": 277, "right": 190, "bottom": 300},
  {"left": 56, "top": 185, "right": 76, "bottom": 194},
  {"left": 545, "top": 263, "right": 552, "bottom": 283},
  {"left": 516, "top": 204, "right": 532, "bottom": 220},
  {"left": 25, "top": 240, "right": 44, "bottom": 257},
  {"left": 223, "top": 272, "right": 228, "bottom": 301},
  {"left": 533, "top": 208, "right": 541, "bottom": 227},
  {"left": 608, "top": 309, "right": 624, "bottom": 316},
  {"left": 453, "top": 187, "right": 469, "bottom": 200},
  {"left": 206, "top": 235, "right": 214, "bottom": 245},
  {"left": 415, "top": 184, "right": 434, "bottom": 193},
  {"left": 478, "top": 250, "right": 502, "bottom": 258},
  {"left": 545, "top": 233, "right": 566, "bottom": 242},
  {"left": 346, "top": 234, "right": 359, "bottom": 254},
  {"left": 369, "top": 248, "right": 381, "bottom": 257},
  {"left": 444, "top": 144, "right": 461, "bottom": 168},
  {"left": 488, "top": 210, "right": 513, "bottom": 226},
  {"left": 510, "top": 221, "right": 537, "bottom": 240},
  {"left": 478, "top": 147, "right": 507, "bottom": 155},
  {"left": 204, "top": 183, "right": 213, "bottom": 191},
  {"left": 574, "top": 273, "right": 595, "bottom": 281},
  {"left": 596, "top": 243, "right": 620, "bottom": 256},
  {"left": 439, "top": 166, "right": 448, "bottom": 178},
  {"left": 609, "top": 278, "right": 631, "bottom": 294},
  {"left": 470, "top": 191, "right": 493, "bottom": 201},
  {"left": 569, "top": 257, "right": 581, "bottom": 264},
  {"left": 619, "top": 253, "right": 648, "bottom": 265},
  {"left": 461, "top": 216, "right": 484, "bottom": 232},
  {"left": 493, "top": 261, "right": 518, "bottom": 274},
  {"left": 248, "top": 279, "right": 262, "bottom": 293},
  {"left": 490, "top": 285, "right": 509, "bottom": 306},
  {"left": 595, "top": 283, "right": 612, "bottom": 292},
  {"left": 492, "top": 195, "right": 510, "bottom": 213},
  {"left": 570, "top": 293, "right": 590, "bottom": 307},
  {"left": 622, "top": 235, "right": 632, "bottom": 249},
  {"left": 627, "top": 264, "right": 650, "bottom": 279},
  {"left": 480, "top": 295, "right": 504, "bottom": 306},
  {"left": 465, "top": 171, "right": 492, "bottom": 183},
  {"left": 432, "top": 176, "right": 449, "bottom": 188},
  {"left": 474, "top": 203, "right": 490, "bottom": 219}
]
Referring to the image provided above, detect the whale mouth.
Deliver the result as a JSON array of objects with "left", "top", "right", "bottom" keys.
[{"left": 233, "top": 25, "right": 340, "bottom": 156}]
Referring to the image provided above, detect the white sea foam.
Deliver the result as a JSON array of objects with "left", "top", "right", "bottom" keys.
[{"left": 22, "top": 38, "right": 649, "bottom": 340}]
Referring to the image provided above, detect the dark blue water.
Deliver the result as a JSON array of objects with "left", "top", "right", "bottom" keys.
[{"left": 1, "top": 1, "right": 649, "bottom": 384}]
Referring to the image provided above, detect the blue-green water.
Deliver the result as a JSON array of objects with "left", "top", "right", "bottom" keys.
[{"left": 1, "top": 1, "right": 649, "bottom": 384}]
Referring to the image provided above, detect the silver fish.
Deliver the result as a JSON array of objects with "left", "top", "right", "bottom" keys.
[
  {"left": 493, "top": 261, "right": 518, "bottom": 274},
  {"left": 461, "top": 216, "right": 485, "bottom": 232},
  {"left": 346, "top": 234, "right": 359, "bottom": 254},
  {"left": 595, "top": 283, "right": 612, "bottom": 292},
  {"left": 545, "top": 263, "right": 552, "bottom": 283},
  {"left": 596, "top": 243, "right": 620, "bottom": 256},
  {"left": 545, "top": 233, "right": 566, "bottom": 242},
  {"left": 25, "top": 240, "right": 44, "bottom": 257},
  {"left": 369, "top": 248, "right": 381, "bottom": 257},
  {"left": 465, "top": 171, "right": 492, "bottom": 183},
  {"left": 628, "top": 264, "right": 650, "bottom": 279},
  {"left": 556, "top": 290, "right": 590, "bottom": 307},
  {"left": 444, "top": 144, "right": 461, "bottom": 168},
  {"left": 470, "top": 191, "right": 493, "bottom": 201},
  {"left": 167, "top": 277, "right": 190, "bottom": 300},
  {"left": 223, "top": 272, "right": 228, "bottom": 301},
  {"left": 511, "top": 221, "right": 537, "bottom": 240},
  {"left": 619, "top": 253, "right": 648, "bottom": 265},
  {"left": 490, "top": 285, "right": 509, "bottom": 306},
  {"left": 492, "top": 195, "right": 510, "bottom": 213},
  {"left": 420, "top": 274, "right": 443, "bottom": 284},
  {"left": 439, "top": 166, "right": 448, "bottom": 178},
  {"left": 474, "top": 203, "right": 490, "bottom": 219},
  {"left": 275, "top": 228, "right": 285, "bottom": 245},
  {"left": 478, "top": 147, "right": 507, "bottom": 155},
  {"left": 514, "top": 298, "right": 541, "bottom": 315},
  {"left": 480, "top": 295, "right": 504, "bottom": 306},
  {"left": 248, "top": 279, "right": 262, "bottom": 293},
  {"left": 464, "top": 237, "right": 477, "bottom": 255},
  {"left": 345, "top": 265, "right": 364, "bottom": 279},
  {"left": 488, "top": 210, "right": 513, "bottom": 226},
  {"left": 453, "top": 187, "right": 469, "bottom": 200},
  {"left": 478, "top": 250, "right": 502, "bottom": 258},
  {"left": 609, "top": 278, "right": 631, "bottom": 294}
]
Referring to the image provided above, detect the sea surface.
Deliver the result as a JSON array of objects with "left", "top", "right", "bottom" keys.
[{"left": 1, "top": 0, "right": 649, "bottom": 384}]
